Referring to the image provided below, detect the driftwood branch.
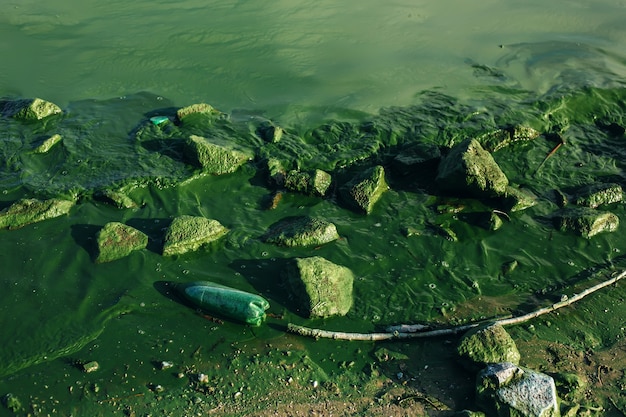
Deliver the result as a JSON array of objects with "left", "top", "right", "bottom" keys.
[{"left": 287, "top": 269, "right": 626, "bottom": 341}]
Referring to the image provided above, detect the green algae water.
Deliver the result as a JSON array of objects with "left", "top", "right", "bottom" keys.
[{"left": 2, "top": 1, "right": 626, "bottom": 415}]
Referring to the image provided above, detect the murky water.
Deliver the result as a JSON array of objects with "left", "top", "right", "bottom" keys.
[{"left": 1, "top": 1, "right": 626, "bottom": 414}]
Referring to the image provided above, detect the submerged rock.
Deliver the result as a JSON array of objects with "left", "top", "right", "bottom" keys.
[
  {"left": 286, "top": 256, "right": 354, "bottom": 318},
  {"left": 33, "top": 134, "right": 62, "bottom": 154},
  {"left": 162, "top": 215, "right": 229, "bottom": 256},
  {"left": 436, "top": 138, "right": 509, "bottom": 198},
  {"left": 0, "top": 198, "right": 75, "bottom": 230},
  {"left": 339, "top": 165, "right": 388, "bottom": 214},
  {"left": 476, "top": 362, "right": 560, "bottom": 417},
  {"left": 554, "top": 207, "right": 619, "bottom": 238},
  {"left": 95, "top": 222, "right": 148, "bottom": 263},
  {"left": 184, "top": 134, "right": 253, "bottom": 174},
  {"left": 457, "top": 323, "right": 521, "bottom": 372},
  {"left": 1, "top": 98, "right": 62, "bottom": 120},
  {"left": 284, "top": 169, "right": 332, "bottom": 197},
  {"left": 264, "top": 216, "right": 339, "bottom": 247},
  {"left": 573, "top": 183, "right": 623, "bottom": 208}
]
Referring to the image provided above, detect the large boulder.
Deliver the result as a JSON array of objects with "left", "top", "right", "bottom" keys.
[
  {"left": 285, "top": 256, "right": 354, "bottom": 318},
  {"left": 263, "top": 216, "right": 339, "bottom": 247},
  {"left": 95, "top": 222, "right": 148, "bottom": 263},
  {"left": 0, "top": 198, "right": 74, "bottom": 230},
  {"left": 339, "top": 165, "right": 388, "bottom": 214},
  {"left": 162, "top": 215, "right": 229, "bottom": 256},
  {"left": 1, "top": 98, "right": 62, "bottom": 120},
  {"left": 284, "top": 169, "right": 332, "bottom": 197},
  {"left": 184, "top": 134, "right": 253, "bottom": 175},
  {"left": 553, "top": 207, "right": 619, "bottom": 238},
  {"left": 476, "top": 362, "right": 560, "bottom": 417},
  {"left": 457, "top": 323, "right": 521, "bottom": 373},
  {"left": 436, "top": 138, "right": 509, "bottom": 198}
]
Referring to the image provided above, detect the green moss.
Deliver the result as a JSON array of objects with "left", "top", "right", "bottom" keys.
[
  {"left": 95, "top": 222, "right": 148, "bottom": 263},
  {"left": 162, "top": 215, "right": 229, "bottom": 256}
]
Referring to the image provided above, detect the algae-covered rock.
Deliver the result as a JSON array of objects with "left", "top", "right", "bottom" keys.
[
  {"left": 457, "top": 323, "right": 520, "bottom": 372},
  {"left": 478, "top": 212, "right": 504, "bottom": 231},
  {"left": 477, "top": 125, "right": 541, "bottom": 152},
  {"left": 573, "top": 183, "right": 623, "bottom": 208},
  {"left": 436, "top": 138, "right": 509, "bottom": 198},
  {"left": 264, "top": 157, "right": 287, "bottom": 186},
  {"left": 184, "top": 134, "right": 253, "bottom": 174},
  {"left": 162, "top": 215, "right": 229, "bottom": 256},
  {"left": 476, "top": 362, "right": 560, "bottom": 417},
  {"left": 257, "top": 121, "right": 284, "bottom": 143},
  {"left": 286, "top": 256, "right": 354, "bottom": 318},
  {"left": 500, "top": 186, "right": 537, "bottom": 212},
  {"left": 0, "top": 198, "right": 75, "bottom": 230},
  {"left": 33, "top": 134, "right": 62, "bottom": 153},
  {"left": 284, "top": 169, "right": 332, "bottom": 197},
  {"left": 339, "top": 165, "right": 388, "bottom": 214},
  {"left": 1, "top": 98, "right": 62, "bottom": 120},
  {"left": 176, "top": 103, "right": 221, "bottom": 121},
  {"left": 94, "top": 189, "right": 138, "bottom": 209},
  {"left": 391, "top": 142, "right": 441, "bottom": 175},
  {"left": 1, "top": 393, "right": 23, "bottom": 413},
  {"left": 554, "top": 207, "right": 619, "bottom": 238},
  {"left": 95, "top": 222, "right": 148, "bottom": 263},
  {"left": 264, "top": 216, "right": 339, "bottom": 247}
]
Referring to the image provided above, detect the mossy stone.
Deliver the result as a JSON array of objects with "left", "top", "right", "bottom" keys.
[
  {"left": 162, "top": 215, "right": 229, "bottom": 256},
  {"left": 95, "top": 222, "right": 148, "bottom": 263},
  {"left": 457, "top": 323, "right": 520, "bottom": 373},
  {"left": 184, "top": 134, "right": 253, "bottom": 175},
  {"left": 264, "top": 216, "right": 339, "bottom": 247},
  {"left": 436, "top": 138, "right": 509, "bottom": 198},
  {"left": 339, "top": 165, "right": 388, "bottom": 214},
  {"left": 286, "top": 256, "right": 354, "bottom": 318},
  {"left": 574, "top": 183, "right": 623, "bottom": 208},
  {"left": 554, "top": 207, "right": 619, "bottom": 238},
  {"left": 33, "top": 134, "right": 62, "bottom": 153},
  {"left": 0, "top": 198, "right": 75, "bottom": 230},
  {"left": 176, "top": 103, "right": 220, "bottom": 121},
  {"left": 284, "top": 169, "right": 332, "bottom": 197},
  {"left": 501, "top": 186, "right": 537, "bottom": 212},
  {"left": 2, "top": 98, "right": 62, "bottom": 120}
]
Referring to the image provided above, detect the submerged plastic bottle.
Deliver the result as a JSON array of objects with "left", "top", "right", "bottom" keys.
[{"left": 174, "top": 281, "right": 270, "bottom": 326}]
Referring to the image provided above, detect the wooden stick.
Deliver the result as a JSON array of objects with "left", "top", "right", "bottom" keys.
[
  {"left": 534, "top": 138, "right": 564, "bottom": 175},
  {"left": 287, "top": 269, "right": 626, "bottom": 341}
]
